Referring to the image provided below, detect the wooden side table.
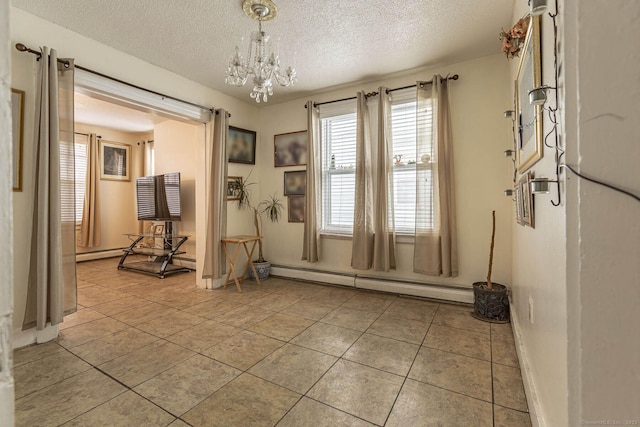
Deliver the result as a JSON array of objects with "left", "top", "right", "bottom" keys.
[{"left": 221, "top": 235, "right": 262, "bottom": 292}]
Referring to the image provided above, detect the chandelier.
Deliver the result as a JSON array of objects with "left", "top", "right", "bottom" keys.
[{"left": 225, "top": 0, "right": 297, "bottom": 103}]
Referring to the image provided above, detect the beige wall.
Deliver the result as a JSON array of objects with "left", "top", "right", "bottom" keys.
[
  {"left": 255, "top": 53, "right": 513, "bottom": 288},
  {"left": 10, "top": 7, "right": 259, "bottom": 330},
  {"left": 74, "top": 123, "right": 150, "bottom": 254}
]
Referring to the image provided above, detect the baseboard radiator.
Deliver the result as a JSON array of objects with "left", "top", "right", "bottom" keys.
[{"left": 270, "top": 265, "right": 473, "bottom": 304}]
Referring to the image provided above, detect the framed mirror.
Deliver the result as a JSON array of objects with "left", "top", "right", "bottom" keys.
[{"left": 515, "top": 15, "right": 542, "bottom": 172}]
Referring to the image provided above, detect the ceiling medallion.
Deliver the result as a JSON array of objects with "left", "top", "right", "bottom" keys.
[{"left": 225, "top": 0, "right": 297, "bottom": 103}]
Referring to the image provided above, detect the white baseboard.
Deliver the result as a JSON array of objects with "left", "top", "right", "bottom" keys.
[
  {"left": 12, "top": 324, "right": 59, "bottom": 350},
  {"left": 76, "top": 249, "right": 123, "bottom": 262},
  {"left": 510, "top": 304, "right": 545, "bottom": 427},
  {"left": 270, "top": 265, "right": 472, "bottom": 303}
]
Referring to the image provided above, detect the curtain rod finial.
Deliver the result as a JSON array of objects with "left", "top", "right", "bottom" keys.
[{"left": 15, "top": 43, "right": 28, "bottom": 52}]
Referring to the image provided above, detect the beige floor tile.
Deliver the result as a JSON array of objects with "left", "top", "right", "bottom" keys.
[
  {"left": 386, "top": 379, "right": 493, "bottom": 427},
  {"left": 493, "top": 363, "right": 529, "bottom": 412},
  {"left": 67, "top": 328, "right": 159, "bottom": 365},
  {"left": 408, "top": 346, "right": 492, "bottom": 401},
  {"left": 90, "top": 295, "right": 153, "bottom": 316},
  {"left": 111, "top": 302, "right": 179, "bottom": 325},
  {"left": 366, "top": 313, "right": 429, "bottom": 344},
  {"left": 77, "top": 285, "right": 129, "bottom": 307},
  {"left": 433, "top": 304, "right": 491, "bottom": 334},
  {"left": 277, "top": 397, "right": 375, "bottom": 427},
  {"left": 61, "top": 390, "right": 175, "bottom": 426},
  {"left": 168, "top": 420, "right": 191, "bottom": 427},
  {"left": 14, "top": 350, "right": 92, "bottom": 399},
  {"left": 423, "top": 324, "right": 491, "bottom": 361},
  {"left": 344, "top": 333, "right": 419, "bottom": 376},
  {"left": 248, "top": 313, "right": 314, "bottom": 341},
  {"left": 383, "top": 297, "right": 439, "bottom": 323},
  {"left": 308, "top": 359, "right": 404, "bottom": 425},
  {"left": 166, "top": 319, "right": 241, "bottom": 352},
  {"left": 494, "top": 405, "right": 532, "bottom": 427},
  {"left": 202, "top": 330, "right": 285, "bottom": 371},
  {"left": 15, "top": 369, "right": 126, "bottom": 427},
  {"left": 214, "top": 304, "right": 276, "bottom": 328},
  {"left": 84, "top": 273, "right": 148, "bottom": 290},
  {"left": 183, "top": 297, "right": 242, "bottom": 319},
  {"left": 13, "top": 341, "right": 65, "bottom": 367},
  {"left": 290, "top": 322, "right": 362, "bottom": 356},
  {"left": 274, "top": 282, "right": 324, "bottom": 299},
  {"left": 99, "top": 340, "right": 196, "bottom": 387},
  {"left": 491, "top": 322, "right": 515, "bottom": 339},
  {"left": 493, "top": 335, "right": 520, "bottom": 367},
  {"left": 135, "top": 354, "right": 241, "bottom": 416},
  {"left": 136, "top": 310, "right": 206, "bottom": 338},
  {"left": 249, "top": 344, "right": 337, "bottom": 394},
  {"left": 247, "top": 293, "right": 301, "bottom": 311},
  {"left": 182, "top": 374, "right": 300, "bottom": 427},
  {"left": 341, "top": 292, "right": 396, "bottom": 313},
  {"left": 320, "top": 306, "right": 380, "bottom": 332},
  {"left": 58, "top": 317, "right": 130, "bottom": 349},
  {"left": 280, "top": 299, "right": 338, "bottom": 321},
  {"left": 59, "top": 308, "right": 106, "bottom": 330},
  {"left": 304, "top": 287, "right": 358, "bottom": 306}
]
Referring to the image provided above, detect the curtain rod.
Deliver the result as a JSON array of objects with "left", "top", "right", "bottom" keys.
[
  {"left": 15, "top": 43, "right": 221, "bottom": 116},
  {"left": 306, "top": 74, "right": 459, "bottom": 108}
]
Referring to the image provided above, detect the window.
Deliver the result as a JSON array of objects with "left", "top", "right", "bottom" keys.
[
  {"left": 319, "top": 89, "right": 435, "bottom": 236},
  {"left": 61, "top": 133, "right": 88, "bottom": 225},
  {"left": 320, "top": 101, "right": 357, "bottom": 234}
]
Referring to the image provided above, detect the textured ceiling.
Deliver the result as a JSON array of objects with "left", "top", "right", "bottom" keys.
[{"left": 14, "top": 0, "right": 514, "bottom": 105}]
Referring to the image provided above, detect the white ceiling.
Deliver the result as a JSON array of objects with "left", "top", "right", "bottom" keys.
[
  {"left": 75, "top": 92, "right": 164, "bottom": 132},
  {"left": 14, "top": 0, "right": 515, "bottom": 106}
]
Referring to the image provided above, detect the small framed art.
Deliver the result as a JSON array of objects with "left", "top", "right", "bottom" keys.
[
  {"left": 288, "top": 195, "right": 305, "bottom": 223},
  {"left": 100, "top": 140, "right": 131, "bottom": 181},
  {"left": 283, "top": 170, "right": 306, "bottom": 196},
  {"left": 228, "top": 126, "right": 256, "bottom": 164},
  {"left": 227, "top": 176, "right": 243, "bottom": 201},
  {"left": 274, "top": 130, "right": 307, "bottom": 167},
  {"left": 11, "top": 88, "right": 24, "bottom": 191}
]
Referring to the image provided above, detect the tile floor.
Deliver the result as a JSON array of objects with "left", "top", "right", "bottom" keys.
[{"left": 14, "top": 258, "right": 532, "bottom": 426}]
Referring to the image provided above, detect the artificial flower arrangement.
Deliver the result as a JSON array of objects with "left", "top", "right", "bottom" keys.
[{"left": 500, "top": 17, "right": 530, "bottom": 59}]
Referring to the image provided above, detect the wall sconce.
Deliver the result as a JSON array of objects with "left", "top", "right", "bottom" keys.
[
  {"left": 529, "top": 0, "right": 548, "bottom": 16},
  {"left": 504, "top": 189, "right": 514, "bottom": 196},
  {"left": 528, "top": 85, "right": 553, "bottom": 105},
  {"left": 530, "top": 177, "right": 556, "bottom": 194},
  {"left": 504, "top": 110, "right": 515, "bottom": 119},
  {"left": 504, "top": 149, "right": 514, "bottom": 157}
]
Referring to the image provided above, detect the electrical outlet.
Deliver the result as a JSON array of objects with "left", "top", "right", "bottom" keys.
[{"left": 528, "top": 296, "right": 534, "bottom": 324}]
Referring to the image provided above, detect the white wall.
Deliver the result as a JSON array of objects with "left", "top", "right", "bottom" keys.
[
  {"left": 0, "top": 1, "right": 15, "bottom": 422},
  {"left": 564, "top": 0, "right": 640, "bottom": 424},
  {"left": 10, "top": 7, "right": 259, "bottom": 331},
  {"left": 256, "top": 54, "right": 513, "bottom": 290},
  {"left": 508, "top": 1, "right": 568, "bottom": 425},
  {"left": 74, "top": 123, "right": 149, "bottom": 254}
]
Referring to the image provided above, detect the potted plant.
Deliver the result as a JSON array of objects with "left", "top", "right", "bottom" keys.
[
  {"left": 471, "top": 210, "right": 510, "bottom": 323},
  {"left": 232, "top": 174, "right": 284, "bottom": 281}
]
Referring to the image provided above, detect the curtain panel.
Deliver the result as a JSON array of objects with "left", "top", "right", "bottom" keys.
[
  {"left": 78, "top": 133, "right": 100, "bottom": 247},
  {"left": 202, "top": 109, "right": 228, "bottom": 281},
  {"left": 414, "top": 76, "right": 458, "bottom": 277},
  {"left": 302, "top": 100, "right": 321, "bottom": 262},
  {"left": 23, "top": 47, "right": 77, "bottom": 330}
]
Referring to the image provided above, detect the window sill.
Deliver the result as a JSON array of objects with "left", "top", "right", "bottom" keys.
[{"left": 320, "top": 231, "right": 416, "bottom": 244}]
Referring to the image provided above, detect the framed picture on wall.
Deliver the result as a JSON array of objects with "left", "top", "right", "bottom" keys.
[
  {"left": 274, "top": 130, "right": 307, "bottom": 167},
  {"left": 228, "top": 126, "right": 256, "bottom": 164},
  {"left": 283, "top": 170, "right": 306, "bottom": 196},
  {"left": 288, "top": 195, "right": 305, "bottom": 223},
  {"left": 11, "top": 88, "right": 24, "bottom": 192},
  {"left": 100, "top": 140, "right": 131, "bottom": 181},
  {"left": 227, "top": 176, "right": 243, "bottom": 201},
  {"left": 515, "top": 15, "right": 543, "bottom": 173},
  {"left": 518, "top": 172, "right": 535, "bottom": 228}
]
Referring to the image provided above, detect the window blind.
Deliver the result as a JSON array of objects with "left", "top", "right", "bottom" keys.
[
  {"left": 320, "top": 100, "right": 357, "bottom": 234},
  {"left": 60, "top": 134, "right": 86, "bottom": 224}
]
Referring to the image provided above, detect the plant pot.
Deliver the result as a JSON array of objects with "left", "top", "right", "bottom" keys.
[
  {"left": 471, "top": 282, "right": 510, "bottom": 323},
  {"left": 248, "top": 261, "right": 271, "bottom": 281}
]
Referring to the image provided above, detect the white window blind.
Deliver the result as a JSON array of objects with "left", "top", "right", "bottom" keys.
[
  {"left": 390, "top": 89, "right": 434, "bottom": 233},
  {"left": 320, "top": 100, "right": 357, "bottom": 234},
  {"left": 69, "top": 134, "right": 88, "bottom": 224}
]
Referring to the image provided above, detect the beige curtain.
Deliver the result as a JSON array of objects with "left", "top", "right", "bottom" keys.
[
  {"left": 24, "top": 47, "right": 77, "bottom": 330},
  {"left": 78, "top": 133, "right": 100, "bottom": 247},
  {"left": 414, "top": 76, "right": 458, "bottom": 277},
  {"left": 202, "top": 109, "right": 228, "bottom": 280},
  {"left": 351, "top": 92, "right": 374, "bottom": 269},
  {"left": 372, "top": 87, "right": 396, "bottom": 271},
  {"left": 302, "top": 100, "right": 320, "bottom": 262}
]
